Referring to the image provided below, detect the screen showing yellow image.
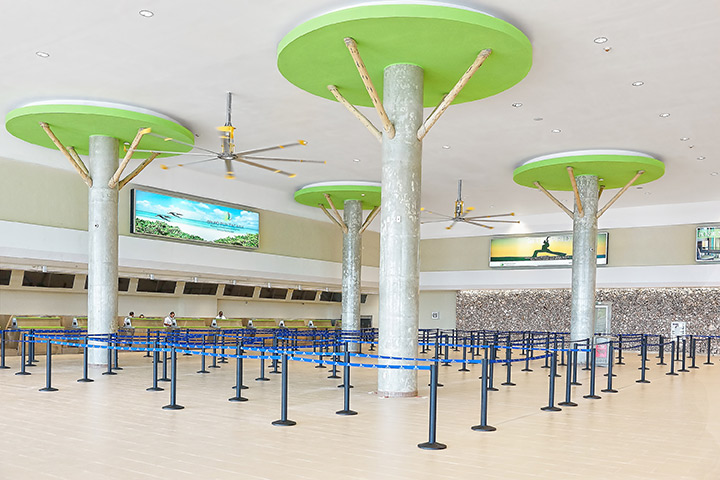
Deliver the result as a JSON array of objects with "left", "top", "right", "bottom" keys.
[{"left": 490, "top": 232, "right": 607, "bottom": 267}]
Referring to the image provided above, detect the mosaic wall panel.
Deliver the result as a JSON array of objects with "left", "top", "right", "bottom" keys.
[{"left": 457, "top": 288, "right": 720, "bottom": 353}]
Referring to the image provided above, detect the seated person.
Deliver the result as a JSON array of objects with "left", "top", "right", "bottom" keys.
[
  {"left": 212, "top": 311, "right": 226, "bottom": 328},
  {"left": 123, "top": 311, "right": 134, "bottom": 328},
  {"left": 164, "top": 311, "right": 177, "bottom": 327}
]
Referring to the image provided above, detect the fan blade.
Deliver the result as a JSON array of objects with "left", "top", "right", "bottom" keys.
[
  {"left": 147, "top": 132, "right": 221, "bottom": 156},
  {"left": 421, "top": 218, "right": 457, "bottom": 224},
  {"left": 234, "top": 158, "right": 296, "bottom": 177},
  {"left": 241, "top": 155, "right": 325, "bottom": 164},
  {"left": 237, "top": 140, "right": 307, "bottom": 156},
  {"left": 445, "top": 221, "right": 456, "bottom": 230},
  {"left": 420, "top": 209, "right": 453, "bottom": 219},
  {"left": 129, "top": 148, "right": 212, "bottom": 156},
  {"left": 160, "top": 156, "right": 218, "bottom": 170},
  {"left": 466, "top": 212, "right": 516, "bottom": 219},
  {"left": 464, "top": 220, "right": 494, "bottom": 229},
  {"left": 463, "top": 218, "right": 520, "bottom": 224}
]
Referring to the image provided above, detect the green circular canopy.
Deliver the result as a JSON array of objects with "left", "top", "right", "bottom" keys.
[
  {"left": 5, "top": 100, "right": 194, "bottom": 158},
  {"left": 295, "top": 181, "right": 381, "bottom": 209},
  {"left": 277, "top": 4, "right": 532, "bottom": 107},
  {"left": 513, "top": 150, "right": 665, "bottom": 191}
]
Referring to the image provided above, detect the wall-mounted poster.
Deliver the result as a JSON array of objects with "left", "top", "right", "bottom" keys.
[
  {"left": 696, "top": 226, "right": 720, "bottom": 262},
  {"left": 489, "top": 232, "right": 608, "bottom": 268},
  {"left": 131, "top": 188, "right": 259, "bottom": 249}
]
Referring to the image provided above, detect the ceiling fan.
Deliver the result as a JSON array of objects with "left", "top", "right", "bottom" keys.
[
  {"left": 421, "top": 180, "right": 520, "bottom": 230},
  {"left": 131, "top": 92, "right": 325, "bottom": 179}
]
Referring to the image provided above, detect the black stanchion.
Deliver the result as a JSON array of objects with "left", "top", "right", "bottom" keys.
[
  {"left": 39, "top": 337, "right": 58, "bottom": 392},
  {"left": 471, "top": 347, "right": 496, "bottom": 432},
  {"left": 559, "top": 336, "right": 566, "bottom": 366},
  {"left": 159, "top": 345, "right": 170, "bottom": 381},
  {"left": 272, "top": 354, "right": 296, "bottom": 426},
  {"left": 542, "top": 335, "right": 550, "bottom": 369},
  {"left": 256, "top": 342, "right": 270, "bottom": 381},
  {"left": 458, "top": 335, "right": 469, "bottom": 372},
  {"left": 657, "top": 336, "right": 666, "bottom": 366},
  {"left": 582, "top": 338, "right": 591, "bottom": 371},
  {"left": 441, "top": 334, "right": 451, "bottom": 366},
  {"left": 486, "top": 343, "right": 498, "bottom": 391},
  {"left": 501, "top": 345, "right": 515, "bottom": 387},
  {"left": 583, "top": 344, "right": 601, "bottom": 399},
  {"left": 28, "top": 329, "right": 38, "bottom": 366},
  {"left": 705, "top": 337, "right": 714, "bottom": 366},
  {"left": 541, "top": 351, "right": 561, "bottom": 411},
  {"left": 209, "top": 335, "right": 220, "bottom": 369},
  {"left": 571, "top": 345, "right": 581, "bottom": 386},
  {"left": 666, "top": 340, "right": 678, "bottom": 376},
  {"left": 102, "top": 337, "right": 117, "bottom": 376},
  {"left": 143, "top": 330, "right": 152, "bottom": 358},
  {"left": 678, "top": 339, "right": 689, "bottom": 373},
  {"left": 229, "top": 345, "right": 248, "bottom": 402},
  {"left": 636, "top": 338, "right": 650, "bottom": 384},
  {"left": 0, "top": 330, "right": 9, "bottom": 369},
  {"left": 197, "top": 339, "right": 209, "bottom": 374},
  {"left": 418, "top": 362, "right": 446, "bottom": 450},
  {"left": 78, "top": 335, "right": 94, "bottom": 383},
  {"left": 219, "top": 334, "right": 228, "bottom": 364},
  {"left": 112, "top": 334, "right": 122, "bottom": 371},
  {"left": 270, "top": 334, "right": 280, "bottom": 374},
  {"left": 617, "top": 334, "right": 625, "bottom": 365},
  {"left": 162, "top": 347, "right": 184, "bottom": 410},
  {"left": 147, "top": 342, "right": 164, "bottom": 391},
  {"left": 15, "top": 333, "right": 30, "bottom": 376},
  {"left": 689, "top": 336, "right": 699, "bottom": 369},
  {"left": 558, "top": 346, "right": 577, "bottom": 407},
  {"left": 336, "top": 349, "right": 357, "bottom": 415},
  {"left": 601, "top": 341, "right": 618, "bottom": 393},
  {"left": 522, "top": 335, "right": 532, "bottom": 372},
  {"left": 328, "top": 341, "right": 340, "bottom": 379}
]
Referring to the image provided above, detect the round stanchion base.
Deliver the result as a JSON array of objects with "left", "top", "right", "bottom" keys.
[
  {"left": 471, "top": 424, "right": 496, "bottom": 432},
  {"left": 255, "top": 377, "right": 270, "bottom": 382},
  {"left": 272, "top": 419, "right": 297, "bottom": 426},
  {"left": 315, "top": 364, "right": 327, "bottom": 369},
  {"left": 666, "top": 372, "right": 679, "bottom": 376},
  {"left": 638, "top": 367, "right": 649, "bottom": 371},
  {"left": 26, "top": 362, "right": 37, "bottom": 367},
  {"left": 197, "top": 370, "right": 210, "bottom": 374},
  {"left": 689, "top": 366, "right": 699, "bottom": 369},
  {"left": 558, "top": 401, "right": 577, "bottom": 407},
  {"left": 158, "top": 378, "right": 171, "bottom": 382},
  {"left": 15, "top": 372, "right": 31, "bottom": 376},
  {"left": 583, "top": 394, "right": 602, "bottom": 399},
  {"left": 678, "top": 369, "right": 690, "bottom": 373},
  {"left": 228, "top": 396, "right": 248, "bottom": 402},
  {"left": 77, "top": 378, "right": 94, "bottom": 383},
  {"left": 182, "top": 352, "right": 192, "bottom": 356},
  {"left": 219, "top": 359, "right": 228, "bottom": 364},
  {"left": 112, "top": 367, "right": 124, "bottom": 371},
  {"left": 231, "top": 385, "right": 249, "bottom": 390},
  {"left": 501, "top": 382, "right": 516, "bottom": 386},
  {"left": 570, "top": 381, "right": 582, "bottom": 386},
  {"left": 601, "top": 388, "right": 618, "bottom": 393},
  {"left": 582, "top": 367, "right": 591, "bottom": 371},
  {"left": 338, "top": 384, "right": 354, "bottom": 388},
  {"left": 704, "top": 362, "right": 714, "bottom": 365},
  {"left": 0, "top": 366, "right": 10, "bottom": 369},
  {"left": 427, "top": 382, "right": 444, "bottom": 388},
  {"left": 441, "top": 362, "right": 451, "bottom": 367},
  {"left": 603, "top": 373, "right": 617, "bottom": 377},
  {"left": 208, "top": 365, "right": 221, "bottom": 369},
  {"left": 458, "top": 367, "right": 470, "bottom": 372},
  {"left": 521, "top": 368, "right": 533, "bottom": 372},
  {"left": 540, "top": 365, "right": 550, "bottom": 369},
  {"left": 487, "top": 387, "right": 498, "bottom": 392},
  {"left": 101, "top": 371, "right": 118, "bottom": 376},
  {"left": 39, "top": 387, "right": 58, "bottom": 392},
  {"left": 418, "top": 441, "right": 447, "bottom": 450},
  {"left": 636, "top": 379, "right": 651, "bottom": 383},
  {"left": 327, "top": 374, "right": 341, "bottom": 379},
  {"left": 541, "top": 406, "right": 562, "bottom": 411},
  {"left": 336, "top": 409, "right": 358, "bottom": 416},
  {"left": 657, "top": 362, "right": 667, "bottom": 366},
  {"left": 616, "top": 362, "right": 625, "bottom": 365},
  {"left": 269, "top": 371, "right": 281, "bottom": 375},
  {"left": 146, "top": 386, "right": 164, "bottom": 391},
  {"left": 162, "top": 404, "right": 185, "bottom": 410}
]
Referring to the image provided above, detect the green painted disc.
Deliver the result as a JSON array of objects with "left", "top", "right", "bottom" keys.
[
  {"left": 294, "top": 181, "right": 381, "bottom": 209},
  {"left": 5, "top": 100, "right": 194, "bottom": 158},
  {"left": 278, "top": 4, "right": 532, "bottom": 107},
  {"left": 513, "top": 150, "right": 665, "bottom": 191}
]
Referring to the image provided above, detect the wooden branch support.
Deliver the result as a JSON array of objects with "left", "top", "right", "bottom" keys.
[
  {"left": 344, "top": 37, "right": 395, "bottom": 139},
  {"left": 117, "top": 152, "right": 160, "bottom": 190},
  {"left": 319, "top": 204, "right": 347, "bottom": 233},
  {"left": 417, "top": 48, "right": 492, "bottom": 141},
  {"left": 109, "top": 127, "right": 152, "bottom": 188},
  {"left": 533, "top": 181, "right": 573, "bottom": 218},
  {"left": 39, "top": 122, "right": 93, "bottom": 187},
  {"left": 359, "top": 205, "right": 381, "bottom": 234},
  {"left": 566, "top": 166, "right": 584, "bottom": 218},
  {"left": 67, "top": 146, "right": 90, "bottom": 178},
  {"left": 327, "top": 85, "right": 382, "bottom": 143},
  {"left": 597, "top": 170, "right": 645, "bottom": 218},
  {"left": 598, "top": 185, "right": 605, "bottom": 200},
  {"left": 323, "top": 193, "right": 348, "bottom": 233}
]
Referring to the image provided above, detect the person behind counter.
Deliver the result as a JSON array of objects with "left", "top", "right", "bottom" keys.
[
  {"left": 164, "top": 311, "right": 177, "bottom": 327},
  {"left": 211, "top": 310, "right": 226, "bottom": 328},
  {"left": 123, "top": 311, "right": 134, "bottom": 328}
]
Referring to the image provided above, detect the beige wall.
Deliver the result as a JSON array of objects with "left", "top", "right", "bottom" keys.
[
  {"left": 418, "top": 290, "right": 457, "bottom": 329},
  {"left": 0, "top": 157, "right": 379, "bottom": 266},
  {"left": 420, "top": 224, "right": 698, "bottom": 272}
]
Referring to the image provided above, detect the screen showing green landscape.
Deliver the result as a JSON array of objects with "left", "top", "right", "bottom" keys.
[{"left": 131, "top": 189, "right": 259, "bottom": 249}]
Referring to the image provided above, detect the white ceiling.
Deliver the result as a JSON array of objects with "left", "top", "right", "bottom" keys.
[{"left": 3, "top": 0, "right": 720, "bottom": 238}]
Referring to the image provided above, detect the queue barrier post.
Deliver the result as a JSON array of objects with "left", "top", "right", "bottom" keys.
[
  {"left": 147, "top": 341, "right": 164, "bottom": 391},
  {"left": 162, "top": 347, "right": 184, "bottom": 410},
  {"left": 102, "top": 336, "right": 117, "bottom": 376},
  {"left": 678, "top": 339, "right": 689, "bottom": 373},
  {"left": 0, "top": 330, "right": 9, "bottom": 369},
  {"left": 39, "top": 337, "right": 58, "bottom": 392},
  {"left": 272, "top": 353, "right": 296, "bottom": 426},
  {"left": 583, "top": 343, "right": 601, "bottom": 399},
  {"left": 541, "top": 351, "right": 561, "bottom": 411},
  {"left": 705, "top": 337, "right": 714, "bottom": 366},
  {"left": 78, "top": 335, "right": 94, "bottom": 383},
  {"left": 471, "top": 346, "right": 496, "bottom": 432},
  {"left": 666, "top": 340, "right": 678, "bottom": 376},
  {"left": 418, "top": 362, "right": 447, "bottom": 450},
  {"left": 229, "top": 344, "right": 248, "bottom": 402},
  {"left": 558, "top": 345, "right": 577, "bottom": 407},
  {"left": 336, "top": 349, "right": 357, "bottom": 416},
  {"left": 601, "top": 341, "right": 618, "bottom": 393},
  {"left": 15, "top": 333, "right": 30, "bottom": 376}
]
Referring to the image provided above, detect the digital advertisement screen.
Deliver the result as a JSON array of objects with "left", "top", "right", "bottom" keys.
[
  {"left": 489, "top": 232, "right": 608, "bottom": 268},
  {"left": 696, "top": 226, "right": 720, "bottom": 262},
  {"left": 131, "top": 188, "right": 259, "bottom": 249}
]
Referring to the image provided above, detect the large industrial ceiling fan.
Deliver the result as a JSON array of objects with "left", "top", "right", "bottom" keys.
[
  {"left": 133, "top": 92, "right": 325, "bottom": 179},
  {"left": 421, "top": 180, "right": 520, "bottom": 230}
]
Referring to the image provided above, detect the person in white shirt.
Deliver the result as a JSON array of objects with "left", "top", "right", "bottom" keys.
[
  {"left": 164, "top": 311, "right": 177, "bottom": 327},
  {"left": 212, "top": 311, "right": 226, "bottom": 328},
  {"left": 123, "top": 311, "right": 134, "bottom": 328}
]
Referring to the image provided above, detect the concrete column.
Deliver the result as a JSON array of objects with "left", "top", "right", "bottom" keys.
[
  {"left": 378, "top": 63, "right": 424, "bottom": 397},
  {"left": 570, "top": 175, "right": 599, "bottom": 358},
  {"left": 342, "top": 199, "right": 362, "bottom": 353},
  {"left": 87, "top": 135, "right": 119, "bottom": 365}
]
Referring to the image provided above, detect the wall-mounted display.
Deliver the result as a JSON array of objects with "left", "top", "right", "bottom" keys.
[
  {"left": 131, "top": 188, "right": 259, "bottom": 249},
  {"left": 696, "top": 226, "right": 720, "bottom": 262},
  {"left": 489, "top": 232, "right": 608, "bottom": 268}
]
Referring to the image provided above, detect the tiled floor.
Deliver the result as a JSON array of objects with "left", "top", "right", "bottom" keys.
[{"left": 0, "top": 347, "right": 718, "bottom": 479}]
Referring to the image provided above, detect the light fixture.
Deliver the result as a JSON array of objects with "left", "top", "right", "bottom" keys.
[
  {"left": 139, "top": 9, "right": 154, "bottom": 17},
  {"left": 352, "top": 158, "right": 361, "bottom": 162},
  {"left": 711, "top": 172, "right": 719, "bottom": 176},
  {"left": 697, "top": 156, "right": 706, "bottom": 161},
  {"left": 594, "top": 37, "right": 608, "bottom": 44},
  {"left": 636, "top": 186, "right": 643, "bottom": 190},
  {"left": 35, "top": 51, "right": 50, "bottom": 58},
  {"left": 551, "top": 129, "right": 561, "bottom": 133},
  {"left": 631, "top": 81, "right": 644, "bottom": 86},
  {"left": 680, "top": 137, "right": 690, "bottom": 141},
  {"left": 149, "top": 273, "right": 155, "bottom": 280},
  {"left": 361, "top": 193, "right": 366, "bottom": 196},
  {"left": 192, "top": 276, "right": 198, "bottom": 283},
  {"left": 297, "top": 285, "right": 302, "bottom": 290},
  {"left": 534, "top": 117, "right": 543, "bottom": 121},
  {"left": 659, "top": 113, "right": 670, "bottom": 118},
  {"left": 441, "top": 145, "right": 451, "bottom": 149},
  {"left": 41, "top": 265, "right": 48, "bottom": 273},
  {"left": 511, "top": 102, "right": 523, "bottom": 108},
  {"left": 232, "top": 279, "right": 237, "bottom": 285}
]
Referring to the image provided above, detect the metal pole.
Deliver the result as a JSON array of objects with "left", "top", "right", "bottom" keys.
[
  {"left": 666, "top": 340, "right": 678, "bottom": 376},
  {"left": 27, "top": 328, "right": 37, "bottom": 366},
  {"left": 501, "top": 343, "right": 515, "bottom": 386},
  {"left": 102, "top": 336, "right": 116, "bottom": 376},
  {"left": 328, "top": 340, "right": 340, "bottom": 379},
  {"left": 559, "top": 344, "right": 577, "bottom": 406},
  {"left": 336, "top": 349, "right": 357, "bottom": 415},
  {"left": 147, "top": 341, "right": 163, "bottom": 391},
  {"left": 689, "top": 336, "right": 699, "bottom": 369},
  {"left": 39, "top": 338, "right": 58, "bottom": 392},
  {"left": 0, "top": 330, "right": 8, "bottom": 369},
  {"left": 705, "top": 337, "right": 714, "bottom": 365},
  {"left": 487, "top": 342, "right": 498, "bottom": 391},
  {"left": 162, "top": 347, "right": 184, "bottom": 410},
  {"left": 458, "top": 334, "right": 469, "bottom": 372},
  {"left": 229, "top": 344, "right": 247, "bottom": 402},
  {"left": 256, "top": 338, "right": 270, "bottom": 381},
  {"left": 15, "top": 332, "right": 30, "bottom": 376},
  {"left": 541, "top": 351, "right": 561, "bottom": 411},
  {"left": 583, "top": 343, "right": 601, "bottom": 399},
  {"left": 601, "top": 341, "right": 618, "bottom": 393},
  {"left": 657, "top": 335, "right": 666, "bottom": 365},
  {"left": 679, "top": 339, "right": 689, "bottom": 372},
  {"left": 78, "top": 335, "right": 94, "bottom": 383},
  {"left": 377, "top": 63, "right": 423, "bottom": 398},
  {"left": 418, "top": 362, "right": 446, "bottom": 450},
  {"left": 112, "top": 333, "right": 122, "bottom": 371},
  {"left": 471, "top": 346, "right": 496, "bottom": 432},
  {"left": 272, "top": 354, "right": 296, "bottom": 426},
  {"left": 637, "top": 337, "right": 650, "bottom": 383},
  {"left": 617, "top": 334, "right": 625, "bottom": 365}
]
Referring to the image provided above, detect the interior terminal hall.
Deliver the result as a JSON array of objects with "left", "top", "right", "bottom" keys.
[{"left": 1, "top": 1, "right": 719, "bottom": 479}]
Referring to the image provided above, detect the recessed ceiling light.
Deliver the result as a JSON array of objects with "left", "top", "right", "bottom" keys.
[
  {"left": 361, "top": 193, "right": 366, "bottom": 197},
  {"left": 594, "top": 37, "right": 608, "bottom": 44},
  {"left": 551, "top": 129, "right": 561, "bottom": 133},
  {"left": 632, "top": 81, "right": 644, "bottom": 86},
  {"left": 352, "top": 158, "right": 360, "bottom": 162},
  {"left": 697, "top": 156, "right": 706, "bottom": 161},
  {"left": 711, "top": 172, "right": 719, "bottom": 176},
  {"left": 534, "top": 117, "right": 543, "bottom": 121},
  {"left": 441, "top": 145, "right": 451, "bottom": 149},
  {"left": 680, "top": 137, "right": 690, "bottom": 141},
  {"left": 636, "top": 186, "right": 643, "bottom": 190},
  {"left": 659, "top": 113, "right": 670, "bottom": 118},
  {"left": 139, "top": 9, "right": 154, "bottom": 17},
  {"left": 511, "top": 102, "right": 523, "bottom": 108},
  {"left": 35, "top": 51, "right": 50, "bottom": 58},
  {"left": 644, "top": 192, "right": 652, "bottom": 196}
]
